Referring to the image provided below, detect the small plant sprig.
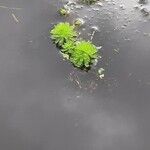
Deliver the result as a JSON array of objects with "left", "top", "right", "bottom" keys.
[
  {"left": 50, "top": 22, "right": 77, "bottom": 46},
  {"left": 50, "top": 22, "right": 100, "bottom": 70}
]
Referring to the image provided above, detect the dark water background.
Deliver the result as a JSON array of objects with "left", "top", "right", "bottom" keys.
[{"left": 0, "top": 0, "right": 150, "bottom": 149}]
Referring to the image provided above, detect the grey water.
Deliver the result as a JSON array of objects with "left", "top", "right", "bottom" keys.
[{"left": 0, "top": 0, "right": 150, "bottom": 150}]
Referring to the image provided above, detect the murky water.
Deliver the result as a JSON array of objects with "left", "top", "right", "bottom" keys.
[{"left": 0, "top": 0, "right": 150, "bottom": 150}]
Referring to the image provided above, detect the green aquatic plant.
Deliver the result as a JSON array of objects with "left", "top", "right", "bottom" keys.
[
  {"left": 61, "top": 40, "right": 100, "bottom": 69},
  {"left": 62, "top": 41, "right": 76, "bottom": 55},
  {"left": 70, "top": 41, "right": 98, "bottom": 68},
  {"left": 50, "top": 22, "right": 101, "bottom": 70},
  {"left": 80, "top": 0, "right": 98, "bottom": 5},
  {"left": 50, "top": 22, "right": 77, "bottom": 46}
]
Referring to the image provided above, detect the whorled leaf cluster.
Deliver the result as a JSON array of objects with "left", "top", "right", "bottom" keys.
[
  {"left": 50, "top": 23, "right": 77, "bottom": 46},
  {"left": 50, "top": 22, "right": 100, "bottom": 70}
]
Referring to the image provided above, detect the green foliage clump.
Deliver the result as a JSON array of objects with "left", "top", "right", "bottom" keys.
[
  {"left": 50, "top": 22, "right": 77, "bottom": 46},
  {"left": 50, "top": 22, "right": 100, "bottom": 70},
  {"left": 62, "top": 41, "right": 76, "bottom": 55},
  {"left": 70, "top": 41, "right": 98, "bottom": 68}
]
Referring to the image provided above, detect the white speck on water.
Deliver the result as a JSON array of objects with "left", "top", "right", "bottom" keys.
[
  {"left": 74, "top": 5, "right": 83, "bottom": 9},
  {"left": 92, "top": 7, "right": 100, "bottom": 11},
  {"left": 120, "top": 4, "right": 125, "bottom": 10},
  {"left": 91, "top": 26, "right": 99, "bottom": 31},
  {"left": 134, "top": 5, "right": 140, "bottom": 9},
  {"left": 74, "top": 18, "right": 85, "bottom": 26},
  {"left": 96, "top": 2, "right": 103, "bottom": 7},
  {"left": 93, "top": 59, "right": 98, "bottom": 66}
]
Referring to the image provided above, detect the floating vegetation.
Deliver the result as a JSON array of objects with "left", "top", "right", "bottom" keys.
[
  {"left": 59, "top": 7, "right": 70, "bottom": 16},
  {"left": 113, "top": 48, "right": 120, "bottom": 54},
  {"left": 62, "top": 41, "right": 76, "bottom": 55},
  {"left": 141, "top": 7, "right": 149, "bottom": 16},
  {"left": 80, "top": 0, "right": 99, "bottom": 5},
  {"left": 50, "top": 22, "right": 100, "bottom": 70},
  {"left": 49, "top": 0, "right": 105, "bottom": 72},
  {"left": 11, "top": 13, "right": 19, "bottom": 23},
  {"left": 50, "top": 22, "right": 77, "bottom": 46},
  {"left": 74, "top": 18, "right": 85, "bottom": 27},
  {"left": 70, "top": 41, "right": 98, "bottom": 68}
]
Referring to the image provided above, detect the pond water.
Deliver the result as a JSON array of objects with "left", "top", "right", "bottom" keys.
[{"left": 0, "top": 0, "right": 150, "bottom": 150}]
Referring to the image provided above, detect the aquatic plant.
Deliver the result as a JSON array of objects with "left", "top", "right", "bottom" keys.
[
  {"left": 62, "top": 41, "right": 76, "bottom": 55},
  {"left": 70, "top": 41, "right": 98, "bottom": 68},
  {"left": 50, "top": 22, "right": 77, "bottom": 46},
  {"left": 80, "top": 0, "right": 98, "bottom": 5},
  {"left": 61, "top": 40, "right": 99, "bottom": 69},
  {"left": 59, "top": 7, "right": 70, "bottom": 16},
  {"left": 50, "top": 22, "right": 101, "bottom": 70}
]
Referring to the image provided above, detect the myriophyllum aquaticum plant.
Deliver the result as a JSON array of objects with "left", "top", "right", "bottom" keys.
[
  {"left": 50, "top": 22, "right": 77, "bottom": 46},
  {"left": 50, "top": 22, "right": 100, "bottom": 70},
  {"left": 70, "top": 41, "right": 98, "bottom": 68}
]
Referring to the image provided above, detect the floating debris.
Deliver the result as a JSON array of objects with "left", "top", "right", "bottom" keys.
[
  {"left": 134, "top": 5, "right": 140, "bottom": 9},
  {"left": 66, "top": 0, "right": 77, "bottom": 6},
  {"left": 75, "top": 79, "right": 82, "bottom": 89},
  {"left": 120, "top": 4, "right": 125, "bottom": 10},
  {"left": 141, "top": 7, "right": 149, "bottom": 16},
  {"left": 60, "top": 51, "right": 69, "bottom": 60},
  {"left": 96, "top": 46, "right": 102, "bottom": 50},
  {"left": 59, "top": 7, "right": 70, "bottom": 16},
  {"left": 0, "top": 5, "right": 22, "bottom": 10},
  {"left": 92, "top": 58, "right": 98, "bottom": 66},
  {"left": 74, "top": 18, "right": 85, "bottom": 26},
  {"left": 92, "top": 7, "right": 100, "bottom": 11},
  {"left": 143, "top": 32, "right": 150, "bottom": 37},
  {"left": 90, "top": 26, "right": 99, "bottom": 40},
  {"left": 113, "top": 48, "right": 120, "bottom": 54},
  {"left": 98, "top": 68, "right": 105, "bottom": 79},
  {"left": 96, "top": 2, "right": 103, "bottom": 7},
  {"left": 11, "top": 13, "right": 19, "bottom": 23},
  {"left": 91, "top": 26, "right": 99, "bottom": 31},
  {"left": 138, "top": 0, "right": 148, "bottom": 4},
  {"left": 99, "top": 73, "right": 104, "bottom": 79},
  {"left": 74, "top": 5, "right": 83, "bottom": 9}
]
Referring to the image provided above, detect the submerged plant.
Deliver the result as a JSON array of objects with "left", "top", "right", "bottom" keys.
[
  {"left": 70, "top": 41, "right": 98, "bottom": 68},
  {"left": 50, "top": 22, "right": 77, "bottom": 46}
]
